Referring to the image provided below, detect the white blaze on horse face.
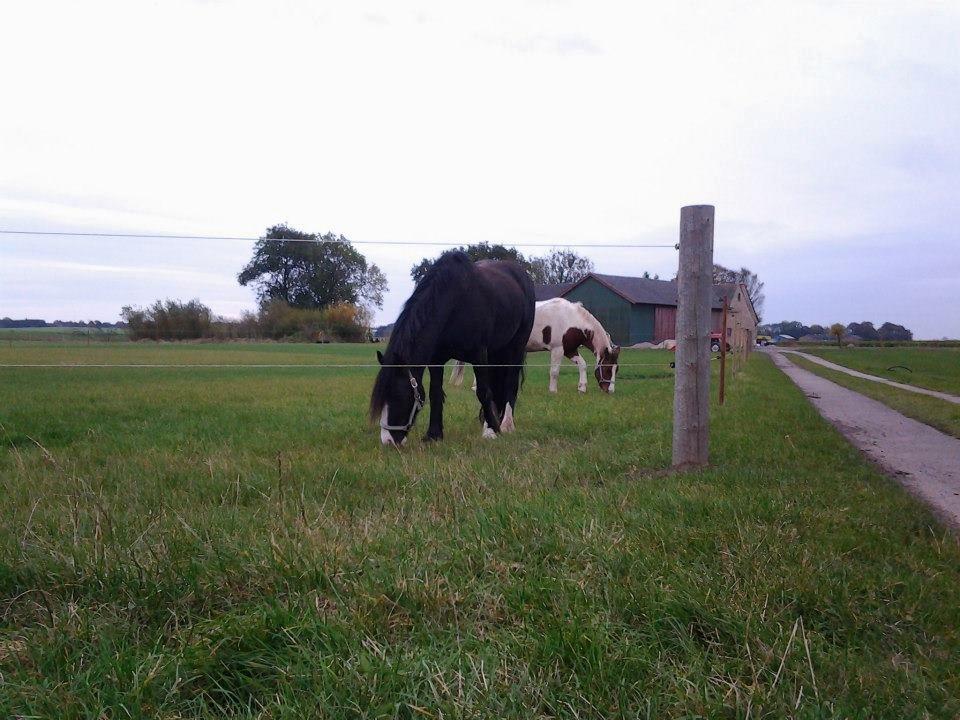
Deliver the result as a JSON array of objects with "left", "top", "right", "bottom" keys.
[
  {"left": 380, "top": 406, "right": 394, "bottom": 445},
  {"left": 501, "top": 403, "right": 515, "bottom": 432},
  {"left": 609, "top": 364, "right": 617, "bottom": 393},
  {"left": 481, "top": 421, "right": 497, "bottom": 439}
]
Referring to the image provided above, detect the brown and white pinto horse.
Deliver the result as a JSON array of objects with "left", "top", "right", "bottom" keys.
[{"left": 452, "top": 298, "right": 620, "bottom": 393}]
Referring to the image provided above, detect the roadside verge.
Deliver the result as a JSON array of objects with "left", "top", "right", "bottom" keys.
[{"left": 769, "top": 350, "right": 960, "bottom": 530}]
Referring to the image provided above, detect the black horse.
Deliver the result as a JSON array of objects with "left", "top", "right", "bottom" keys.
[{"left": 370, "top": 251, "right": 535, "bottom": 445}]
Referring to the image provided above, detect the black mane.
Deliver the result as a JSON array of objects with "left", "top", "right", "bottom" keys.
[{"left": 369, "top": 251, "right": 473, "bottom": 420}]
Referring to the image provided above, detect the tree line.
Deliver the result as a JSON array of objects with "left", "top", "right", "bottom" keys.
[
  {"left": 0, "top": 318, "right": 125, "bottom": 329},
  {"left": 121, "top": 224, "right": 386, "bottom": 341},
  {"left": 410, "top": 243, "right": 596, "bottom": 286},
  {"left": 759, "top": 320, "right": 913, "bottom": 342},
  {"left": 121, "top": 298, "right": 372, "bottom": 342},
  {"left": 20, "top": 224, "right": 768, "bottom": 342}
]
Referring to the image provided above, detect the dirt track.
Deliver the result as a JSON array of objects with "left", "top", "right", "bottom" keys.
[{"left": 768, "top": 349, "right": 960, "bottom": 530}]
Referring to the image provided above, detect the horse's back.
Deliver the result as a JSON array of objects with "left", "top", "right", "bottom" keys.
[
  {"left": 529, "top": 297, "right": 586, "bottom": 348},
  {"left": 471, "top": 260, "right": 535, "bottom": 350}
]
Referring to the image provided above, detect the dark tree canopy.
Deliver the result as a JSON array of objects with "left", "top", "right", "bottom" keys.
[
  {"left": 527, "top": 249, "right": 595, "bottom": 285},
  {"left": 759, "top": 320, "right": 914, "bottom": 343},
  {"left": 712, "top": 264, "right": 765, "bottom": 321},
  {"left": 410, "top": 243, "right": 528, "bottom": 285},
  {"left": 846, "top": 321, "right": 880, "bottom": 340},
  {"left": 410, "top": 244, "right": 598, "bottom": 288},
  {"left": 878, "top": 322, "right": 912, "bottom": 341},
  {"left": 778, "top": 320, "right": 810, "bottom": 338},
  {"left": 238, "top": 224, "right": 387, "bottom": 310}
]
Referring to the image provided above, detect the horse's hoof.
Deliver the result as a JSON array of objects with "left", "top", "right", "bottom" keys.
[
  {"left": 423, "top": 432, "right": 443, "bottom": 443},
  {"left": 481, "top": 427, "right": 497, "bottom": 439}
]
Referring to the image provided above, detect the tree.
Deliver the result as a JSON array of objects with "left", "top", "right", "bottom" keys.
[
  {"left": 878, "top": 322, "right": 913, "bottom": 341},
  {"left": 778, "top": 320, "right": 810, "bottom": 339},
  {"left": 846, "top": 321, "right": 880, "bottom": 341},
  {"left": 527, "top": 249, "right": 595, "bottom": 285},
  {"left": 830, "top": 323, "right": 845, "bottom": 347},
  {"left": 410, "top": 242, "right": 528, "bottom": 285},
  {"left": 712, "top": 264, "right": 765, "bottom": 321},
  {"left": 641, "top": 271, "right": 660, "bottom": 280},
  {"left": 809, "top": 324, "right": 827, "bottom": 336},
  {"left": 238, "top": 224, "right": 387, "bottom": 310}
]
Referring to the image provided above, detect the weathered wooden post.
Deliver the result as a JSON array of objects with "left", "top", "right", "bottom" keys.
[{"left": 672, "top": 205, "right": 714, "bottom": 468}]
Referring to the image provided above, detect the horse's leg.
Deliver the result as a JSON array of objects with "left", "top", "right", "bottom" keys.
[
  {"left": 473, "top": 365, "right": 501, "bottom": 438},
  {"left": 488, "top": 362, "right": 512, "bottom": 432},
  {"left": 499, "top": 364, "right": 522, "bottom": 433},
  {"left": 424, "top": 364, "right": 445, "bottom": 442},
  {"left": 568, "top": 349, "right": 588, "bottom": 393},
  {"left": 549, "top": 346, "right": 563, "bottom": 393}
]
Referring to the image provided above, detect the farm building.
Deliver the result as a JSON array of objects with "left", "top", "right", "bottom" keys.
[
  {"left": 534, "top": 282, "right": 575, "bottom": 301},
  {"left": 539, "top": 273, "right": 759, "bottom": 348}
]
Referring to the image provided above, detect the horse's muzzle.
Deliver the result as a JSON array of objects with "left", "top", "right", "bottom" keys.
[{"left": 381, "top": 428, "right": 408, "bottom": 446}]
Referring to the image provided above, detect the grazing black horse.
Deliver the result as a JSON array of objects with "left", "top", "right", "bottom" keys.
[{"left": 370, "top": 251, "right": 535, "bottom": 445}]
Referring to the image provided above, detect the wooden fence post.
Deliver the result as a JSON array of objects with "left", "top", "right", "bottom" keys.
[
  {"left": 672, "top": 205, "right": 714, "bottom": 468},
  {"left": 719, "top": 294, "right": 728, "bottom": 405}
]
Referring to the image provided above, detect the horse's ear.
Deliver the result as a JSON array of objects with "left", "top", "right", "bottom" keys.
[{"left": 376, "top": 350, "right": 384, "bottom": 365}]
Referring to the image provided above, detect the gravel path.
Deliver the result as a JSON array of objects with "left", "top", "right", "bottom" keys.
[
  {"left": 780, "top": 349, "right": 960, "bottom": 405},
  {"left": 768, "top": 349, "right": 960, "bottom": 530}
]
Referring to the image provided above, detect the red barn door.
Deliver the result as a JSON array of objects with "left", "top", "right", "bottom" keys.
[{"left": 654, "top": 306, "right": 676, "bottom": 343}]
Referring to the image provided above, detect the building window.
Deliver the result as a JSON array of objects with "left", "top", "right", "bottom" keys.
[{"left": 737, "top": 292, "right": 741, "bottom": 301}]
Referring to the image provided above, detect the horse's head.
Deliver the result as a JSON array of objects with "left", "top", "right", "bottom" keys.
[
  {"left": 370, "top": 350, "right": 426, "bottom": 446},
  {"left": 594, "top": 345, "right": 620, "bottom": 393}
]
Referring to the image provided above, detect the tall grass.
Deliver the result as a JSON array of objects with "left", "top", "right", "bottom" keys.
[{"left": 1, "top": 344, "right": 959, "bottom": 717}]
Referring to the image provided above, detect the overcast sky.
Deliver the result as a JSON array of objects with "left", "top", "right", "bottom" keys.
[{"left": 2, "top": 1, "right": 958, "bottom": 337}]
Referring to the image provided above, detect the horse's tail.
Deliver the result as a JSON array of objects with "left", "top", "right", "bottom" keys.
[{"left": 450, "top": 360, "right": 466, "bottom": 386}]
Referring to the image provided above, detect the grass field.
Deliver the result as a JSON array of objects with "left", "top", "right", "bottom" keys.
[
  {"left": 802, "top": 347, "right": 960, "bottom": 396},
  {"left": 788, "top": 354, "right": 960, "bottom": 440},
  {"left": 2, "top": 342, "right": 960, "bottom": 718},
  {"left": 0, "top": 327, "right": 127, "bottom": 343}
]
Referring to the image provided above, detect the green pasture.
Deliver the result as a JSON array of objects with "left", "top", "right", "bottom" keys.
[
  {"left": 802, "top": 346, "right": 960, "bottom": 396},
  {"left": 788, "top": 354, "right": 960, "bottom": 440},
  {"left": 0, "top": 327, "right": 127, "bottom": 343},
  {"left": 1, "top": 342, "right": 959, "bottom": 718}
]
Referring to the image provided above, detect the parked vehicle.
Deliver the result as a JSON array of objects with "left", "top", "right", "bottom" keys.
[
  {"left": 710, "top": 332, "right": 731, "bottom": 353},
  {"left": 756, "top": 334, "right": 772, "bottom": 346}
]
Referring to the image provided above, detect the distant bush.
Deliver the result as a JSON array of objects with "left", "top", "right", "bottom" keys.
[
  {"left": 256, "top": 301, "right": 322, "bottom": 340},
  {"left": 121, "top": 299, "right": 372, "bottom": 342},
  {"left": 121, "top": 300, "right": 212, "bottom": 340},
  {"left": 209, "top": 311, "right": 261, "bottom": 341},
  {"left": 322, "top": 303, "right": 371, "bottom": 342},
  {"left": 257, "top": 301, "right": 371, "bottom": 342}
]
